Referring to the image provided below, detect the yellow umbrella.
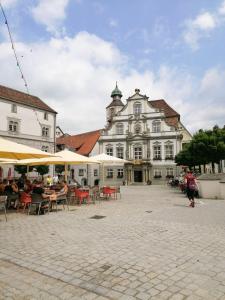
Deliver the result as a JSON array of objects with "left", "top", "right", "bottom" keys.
[
  {"left": 0, "top": 137, "right": 54, "bottom": 159},
  {"left": 0, "top": 158, "right": 19, "bottom": 163},
  {"left": 15, "top": 149, "right": 100, "bottom": 181}
]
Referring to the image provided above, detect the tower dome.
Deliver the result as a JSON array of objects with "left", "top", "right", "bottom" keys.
[{"left": 111, "top": 82, "right": 122, "bottom": 98}]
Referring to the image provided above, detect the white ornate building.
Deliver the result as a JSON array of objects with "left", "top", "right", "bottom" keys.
[{"left": 99, "top": 85, "right": 192, "bottom": 185}]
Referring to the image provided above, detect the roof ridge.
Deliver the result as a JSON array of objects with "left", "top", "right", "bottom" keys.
[
  {"left": 0, "top": 84, "right": 40, "bottom": 100},
  {"left": 0, "top": 84, "right": 56, "bottom": 113},
  {"left": 69, "top": 129, "right": 102, "bottom": 138}
]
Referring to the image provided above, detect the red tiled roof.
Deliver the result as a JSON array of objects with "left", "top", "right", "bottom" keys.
[
  {"left": 149, "top": 99, "right": 180, "bottom": 127},
  {"left": 56, "top": 130, "right": 101, "bottom": 156},
  {"left": 0, "top": 84, "right": 56, "bottom": 113}
]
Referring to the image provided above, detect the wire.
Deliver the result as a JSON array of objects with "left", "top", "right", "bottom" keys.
[
  {"left": 0, "top": 1, "right": 46, "bottom": 130},
  {"left": 0, "top": 1, "right": 29, "bottom": 93}
]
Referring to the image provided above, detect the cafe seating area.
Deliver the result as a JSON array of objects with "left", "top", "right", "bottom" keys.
[{"left": 0, "top": 178, "right": 122, "bottom": 221}]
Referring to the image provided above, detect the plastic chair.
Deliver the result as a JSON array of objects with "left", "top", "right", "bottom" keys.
[
  {"left": 50, "top": 195, "right": 69, "bottom": 212},
  {"left": 74, "top": 189, "right": 91, "bottom": 205},
  {"left": 103, "top": 187, "right": 116, "bottom": 199},
  {"left": 0, "top": 195, "right": 7, "bottom": 221},
  {"left": 18, "top": 192, "right": 32, "bottom": 213}
]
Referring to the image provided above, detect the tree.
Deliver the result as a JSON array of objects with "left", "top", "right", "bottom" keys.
[
  {"left": 175, "top": 125, "right": 225, "bottom": 173},
  {"left": 55, "top": 164, "right": 65, "bottom": 174},
  {"left": 14, "top": 165, "right": 33, "bottom": 175},
  {"left": 35, "top": 165, "right": 49, "bottom": 177}
]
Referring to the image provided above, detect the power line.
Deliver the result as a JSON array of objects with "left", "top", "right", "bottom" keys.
[
  {"left": 0, "top": 1, "right": 45, "bottom": 130},
  {"left": 0, "top": 1, "right": 29, "bottom": 94}
]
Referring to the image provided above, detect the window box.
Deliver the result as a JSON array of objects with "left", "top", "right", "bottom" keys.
[
  {"left": 165, "top": 156, "right": 174, "bottom": 160},
  {"left": 106, "top": 175, "right": 113, "bottom": 178},
  {"left": 154, "top": 175, "right": 162, "bottom": 179},
  {"left": 117, "top": 175, "right": 123, "bottom": 179},
  {"left": 153, "top": 157, "right": 162, "bottom": 160},
  {"left": 166, "top": 175, "right": 174, "bottom": 179}
]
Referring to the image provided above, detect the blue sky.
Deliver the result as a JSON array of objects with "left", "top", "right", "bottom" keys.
[{"left": 0, "top": 0, "right": 225, "bottom": 133}]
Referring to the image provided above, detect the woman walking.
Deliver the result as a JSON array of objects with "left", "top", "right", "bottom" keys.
[{"left": 185, "top": 171, "right": 197, "bottom": 207}]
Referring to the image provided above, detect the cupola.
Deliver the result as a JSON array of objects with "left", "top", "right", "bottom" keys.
[{"left": 106, "top": 83, "right": 124, "bottom": 123}]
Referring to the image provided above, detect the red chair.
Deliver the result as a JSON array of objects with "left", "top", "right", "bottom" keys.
[
  {"left": 74, "top": 189, "right": 91, "bottom": 205},
  {"left": 18, "top": 192, "right": 32, "bottom": 213},
  {"left": 103, "top": 187, "right": 116, "bottom": 199}
]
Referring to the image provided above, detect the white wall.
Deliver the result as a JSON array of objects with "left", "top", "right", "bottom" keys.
[{"left": 0, "top": 99, "right": 55, "bottom": 142}]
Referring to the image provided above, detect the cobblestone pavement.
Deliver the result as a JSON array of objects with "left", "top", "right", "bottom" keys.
[{"left": 1, "top": 186, "right": 225, "bottom": 300}]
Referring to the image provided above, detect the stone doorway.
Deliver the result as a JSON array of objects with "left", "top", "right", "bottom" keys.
[{"left": 134, "top": 170, "right": 143, "bottom": 182}]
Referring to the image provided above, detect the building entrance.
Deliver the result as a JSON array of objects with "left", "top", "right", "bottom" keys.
[{"left": 134, "top": 170, "right": 143, "bottom": 182}]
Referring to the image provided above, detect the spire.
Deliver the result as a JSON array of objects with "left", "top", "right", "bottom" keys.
[{"left": 111, "top": 82, "right": 122, "bottom": 98}]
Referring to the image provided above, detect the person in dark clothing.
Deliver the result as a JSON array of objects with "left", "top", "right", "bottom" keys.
[
  {"left": 4, "top": 180, "right": 19, "bottom": 208},
  {"left": 185, "top": 171, "right": 197, "bottom": 207},
  {"left": 31, "top": 181, "right": 50, "bottom": 214}
]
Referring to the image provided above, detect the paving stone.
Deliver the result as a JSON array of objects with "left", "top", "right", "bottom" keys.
[{"left": 1, "top": 186, "right": 225, "bottom": 299}]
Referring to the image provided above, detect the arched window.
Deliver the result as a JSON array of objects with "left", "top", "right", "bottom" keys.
[
  {"left": 116, "top": 123, "right": 124, "bottom": 135},
  {"left": 152, "top": 120, "right": 161, "bottom": 133},
  {"left": 133, "top": 102, "right": 142, "bottom": 115}
]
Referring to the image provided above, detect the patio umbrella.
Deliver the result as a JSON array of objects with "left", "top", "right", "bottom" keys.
[
  {"left": 92, "top": 153, "right": 128, "bottom": 186},
  {"left": 0, "top": 137, "right": 54, "bottom": 160},
  {"left": 15, "top": 149, "right": 100, "bottom": 181},
  {"left": 0, "top": 158, "right": 19, "bottom": 163},
  {"left": 92, "top": 153, "right": 129, "bottom": 164}
]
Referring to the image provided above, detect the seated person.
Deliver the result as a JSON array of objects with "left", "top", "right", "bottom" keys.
[
  {"left": 49, "top": 181, "right": 68, "bottom": 201},
  {"left": 24, "top": 179, "right": 33, "bottom": 193},
  {"left": 0, "top": 179, "right": 8, "bottom": 194},
  {"left": 4, "top": 180, "right": 19, "bottom": 208},
  {"left": 32, "top": 180, "right": 50, "bottom": 200},
  {"left": 31, "top": 180, "right": 50, "bottom": 214}
]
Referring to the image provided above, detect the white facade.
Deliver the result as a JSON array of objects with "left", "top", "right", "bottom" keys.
[
  {"left": 99, "top": 87, "right": 192, "bottom": 185},
  {"left": 0, "top": 87, "right": 57, "bottom": 178},
  {"left": 70, "top": 143, "right": 100, "bottom": 186}
]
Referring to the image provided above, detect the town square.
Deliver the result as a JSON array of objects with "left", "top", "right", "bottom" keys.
[{"left": 1, "top": 0, "right": 225, "bottom": 299}]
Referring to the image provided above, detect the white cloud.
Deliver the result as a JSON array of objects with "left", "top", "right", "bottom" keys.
[
  {"left": 192, "top": 12, "right": 216, "bottom": 30},
  {"left": 183, "top": 12, "right": 216, "bottom": 50},
  {"left": 31, "top": 0, "right": 70, "bottom": 35},
  {"left": 182, "top": 0, "right": 225, "bottom": 50},
  {"left": 0, "top": 31, "right": 224, "bottom": 134}
]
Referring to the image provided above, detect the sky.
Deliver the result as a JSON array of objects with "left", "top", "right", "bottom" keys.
[{"left": 0, "top": 0, "right": 225, "bottom": 134}]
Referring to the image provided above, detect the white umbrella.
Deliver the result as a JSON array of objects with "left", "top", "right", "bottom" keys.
[
  {"left": 16, "top": 149, "right": 100, "bottom": 181},
  {"left": 92, "top": 153, "right": 128, "bottom": 186},
  {"left": 0, "top": 137, "right": 54, "bottom": 160},
  {"left": 92, "top": 153, "right": 128, "bottom": 164}
]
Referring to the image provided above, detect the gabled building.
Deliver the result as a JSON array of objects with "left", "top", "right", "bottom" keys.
[
  {"left": 56, "top": 130, "right": 101, "bottom": 185},
  {"left": 56, "top": 126, "right": 66, "bottom": 138},
  {"left": 0, "top": 84, "right": 57, "bottom": 152},
  {"left": 0, "top": 84, "right": 57, "bottom": 179},
  {"left": 99, "top": 85, "right": 192, "bottom": 185}
]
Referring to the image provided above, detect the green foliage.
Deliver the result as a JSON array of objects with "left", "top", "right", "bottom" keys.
[
  {"left": 14, "top": 165, "right": 33, "bottom": 174},
  {"left": 55, "top": 164, "right": 65, "bottom": 174},
  {"left": 35, "top": 165, "right": 49, "bottom": 176},
  {"left": 175, "top": 125, "right": 225, "bottom": 170}
]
